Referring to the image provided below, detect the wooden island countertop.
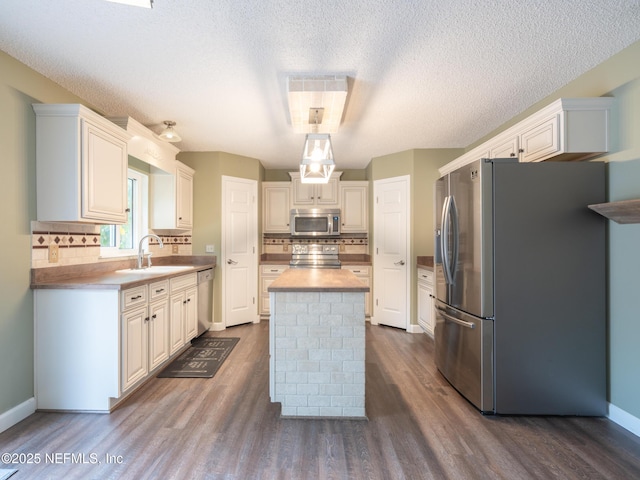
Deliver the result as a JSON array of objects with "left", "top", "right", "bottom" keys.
[{"left": 268, "top": 268, "right": 369, "bottom": 293}]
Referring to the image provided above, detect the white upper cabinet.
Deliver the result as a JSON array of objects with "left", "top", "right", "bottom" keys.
[
  {"left": 33, "top": 104, "right": 132, "bottom": 224},
  {"left": 151, "top": 163, "right": 194, "bottom": 230},
  {"left": 340, "top": 181, "right": 369, "bottom": 233},
  {"left": 289, "top": 172, "right": 341, "bottom": 207},
  {"left": 440, "top": 97, "right": 614, "bottom": 176},
  {"left": 262, "top": 182, "right": 291, "bottom": 233}
]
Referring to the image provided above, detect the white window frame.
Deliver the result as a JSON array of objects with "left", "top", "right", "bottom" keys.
[{"left": 100, "top": 168, "right": 149, "bottom": 258}]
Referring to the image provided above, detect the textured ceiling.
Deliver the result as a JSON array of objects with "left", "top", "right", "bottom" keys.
[{"left": 2, "top": 0, "right": 640, "bottom": 170}]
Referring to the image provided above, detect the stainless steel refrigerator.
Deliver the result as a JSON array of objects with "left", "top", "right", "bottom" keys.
[{"left": 434, "top": 158, "right": 606, "bottom": 415}]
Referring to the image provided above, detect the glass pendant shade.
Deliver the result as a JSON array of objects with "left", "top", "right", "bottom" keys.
[
  {"left": 300, "top": 133, "right": 335, "bottom": 183},
  {"left": 159, "top": 121, "right": 182, "bottom": 143}
]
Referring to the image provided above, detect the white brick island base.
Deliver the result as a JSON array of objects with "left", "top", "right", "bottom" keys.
[{"left": 268, "top": 269, "right": 369, "bottom": 419}]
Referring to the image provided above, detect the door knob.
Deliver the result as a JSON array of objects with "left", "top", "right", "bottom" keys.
[
  {"left": 394, "top": 260, "right": 405, "bottom": 266},
  {"left": 227, "top": 259, "right": 238, "bottom": 265}
]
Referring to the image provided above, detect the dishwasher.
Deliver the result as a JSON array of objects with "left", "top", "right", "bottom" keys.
[{"left": 197, "top": 268, "right": 214, "bottom": 336}]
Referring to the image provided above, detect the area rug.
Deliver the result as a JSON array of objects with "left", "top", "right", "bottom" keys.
[{"left": 157, "top": 337, "right": 239, "bottom": 378}]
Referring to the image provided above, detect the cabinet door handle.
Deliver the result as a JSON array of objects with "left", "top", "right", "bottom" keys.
[
  {"left": 144, "top": 316, "right": 149, "bottom": 323},
  {"left": 152, "top": 314, "right": 157, "bottom": 319}
]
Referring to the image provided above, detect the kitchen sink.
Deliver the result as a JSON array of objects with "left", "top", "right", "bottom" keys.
[{"left": 115, "top": 265, "right": 194, "bottom": 275}]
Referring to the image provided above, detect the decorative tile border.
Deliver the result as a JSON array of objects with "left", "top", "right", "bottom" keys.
[
  {"left": 31, "top": 231, "right": 101, "bottom": 249},
  {"left": 153, "top": 234, "right": 192, "bottom": 246},
  {"left": 263, "top": 233, "right": 368, "bottom": 247}
]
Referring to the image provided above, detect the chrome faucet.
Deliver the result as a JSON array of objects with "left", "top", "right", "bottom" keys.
[{"left": 137, "top": 234, "right": 164, "bottom": 269}]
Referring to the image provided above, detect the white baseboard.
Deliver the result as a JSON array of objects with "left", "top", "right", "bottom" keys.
[
  {"left": 210, "top": 322, "right": 226, "bottom": 331},
  {"left": 0, "top": 397, "right": 36, "bottom": 434},
  {"left": 608, "top": 403, "right": 640, "bottom": 439},
  {"left": 407, "top": 324, "right": 423, "bottom": 334}
]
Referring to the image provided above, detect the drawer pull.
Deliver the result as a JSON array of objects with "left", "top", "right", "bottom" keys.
[
  {"left": 155, "top": 288, "right": 165, "bottom": 293},
  {"left": 131, "top": 295, "right": 142, "bottom": 300}
]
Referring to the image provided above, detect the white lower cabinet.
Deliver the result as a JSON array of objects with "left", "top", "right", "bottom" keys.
[
  {"left": 170, "top": 287, "right": 197, "bottom": 353},
  {"left": 34, "top": 272, "right": 198, "bottom": 412},
  {"left": 148, "top": 280, "right": 170, "bottom": 371},
  {"left": 342, "top": 265, "right": 372, "bottom": 317},
  {"left": 260, "top": 265, "right": 288, "bottom": 315},
  {"left": 417, "top": 268, "right": 434, "bottom": 336},
  {"left": 121, "top": 304, "right": 149, "bottom": 391},
  {"left": 170, "top": 273, "right": 198, "bottom": 353}
]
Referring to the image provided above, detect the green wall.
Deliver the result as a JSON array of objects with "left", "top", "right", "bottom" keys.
[
  {"left": 0, "top": 51, "right": 86, "bottom": 416},
  {"left": 263, "top": 168, "right": 367, "bottom": 181},
  {"left": 179, "top": 152, "right": 264, "bottom": 327}
]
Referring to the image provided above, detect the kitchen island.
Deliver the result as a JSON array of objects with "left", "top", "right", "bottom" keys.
[{"left": 268, "top": 268, "right": 369, "bottom": 418}]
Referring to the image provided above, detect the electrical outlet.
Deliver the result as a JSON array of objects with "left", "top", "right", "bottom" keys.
[
  {"left": 283, "top": 244, "right": 288, "bottom": 252},
  {"left": 205, "top": 244, "right": 215, "bottom": 253},
  {"left": 172, "top": 244, "right": 179, "bottom": 254},
  {"left": 48, "top": 244, "right": 59, "bottom": 263}
]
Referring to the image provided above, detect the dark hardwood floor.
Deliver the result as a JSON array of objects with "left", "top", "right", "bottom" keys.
[{"left": 2, "top": 321, "right": 640, "bottom": 479}]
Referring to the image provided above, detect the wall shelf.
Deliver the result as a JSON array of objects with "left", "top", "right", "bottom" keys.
[{"left": 588, "top": 199, "right": 640, "bottom": 224}]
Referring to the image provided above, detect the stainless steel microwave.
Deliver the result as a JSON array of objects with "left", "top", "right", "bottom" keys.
[{"left": 290, "top": 208, "right": 341, "bottom": 236}]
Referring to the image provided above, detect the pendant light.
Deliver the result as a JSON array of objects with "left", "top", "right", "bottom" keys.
[
  {"left": 300, "top": 109, "right": 335, "bottom": 184},
  {"left": 159, "top": 121, "right": 182, "bottom": 143}
]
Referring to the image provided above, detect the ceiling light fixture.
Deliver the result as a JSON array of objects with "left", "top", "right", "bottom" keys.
[
  {"left": 104, "top": 0, "right": 153, "bottom": 8},
  {"left": 158, "top": 121, "right": 182, "bottom": 143},
  {"left": 287, "top": 75, "right": 348, "bottom": 134},
  {"left": 300, "top": 109, "right": 335, "bottom": 184}
]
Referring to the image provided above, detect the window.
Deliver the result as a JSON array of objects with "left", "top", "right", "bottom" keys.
[{"left": 100, "top": 169, "right": 148, "bottom": 257}]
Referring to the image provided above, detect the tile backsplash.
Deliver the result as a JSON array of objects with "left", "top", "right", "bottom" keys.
[
  {"left": 262, "top": 233, "right": 368, "bottom": 255},
  {"left": 31, "top": 221, "right": 192, "bottom": 268}
]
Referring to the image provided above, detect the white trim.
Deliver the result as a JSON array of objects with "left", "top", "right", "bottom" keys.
[
  {"left": 407, "top": 324, "right": 423, "bottom": 334},
  {"left": 608, "top": 403, "right": 640, "bottom": 439},
  {"left": 0, "top": 397, "right": 36, "bottom": 434}
]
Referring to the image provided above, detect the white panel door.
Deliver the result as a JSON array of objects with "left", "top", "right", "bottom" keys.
[
  {"left": 222, "top": 176, "right": 258, "bottom": 327},
  {"left": 373, "top": 176, "right": 410, "bottom": 329}
]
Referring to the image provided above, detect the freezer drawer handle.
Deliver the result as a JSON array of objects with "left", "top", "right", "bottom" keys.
[{"left": 437, "top": 307, "right": 476, "bottom": 329}]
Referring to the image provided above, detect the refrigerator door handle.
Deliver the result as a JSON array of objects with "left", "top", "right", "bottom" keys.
[
  {"left": 441, "top": 196, "right": 453, "bottom": 285},
  {"left": 436, "top": 305, "right": 476, "bottom": 329},
  {"left": 449, "top": 195, "right": 459, "bottom": 284},
  {"left": 441, "top": 195, "right": 459, "bottom": 286}
]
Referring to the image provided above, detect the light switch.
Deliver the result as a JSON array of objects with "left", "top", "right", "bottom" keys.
[{"left": 205, "top": 244, "right": 215, "bottom": 253}]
